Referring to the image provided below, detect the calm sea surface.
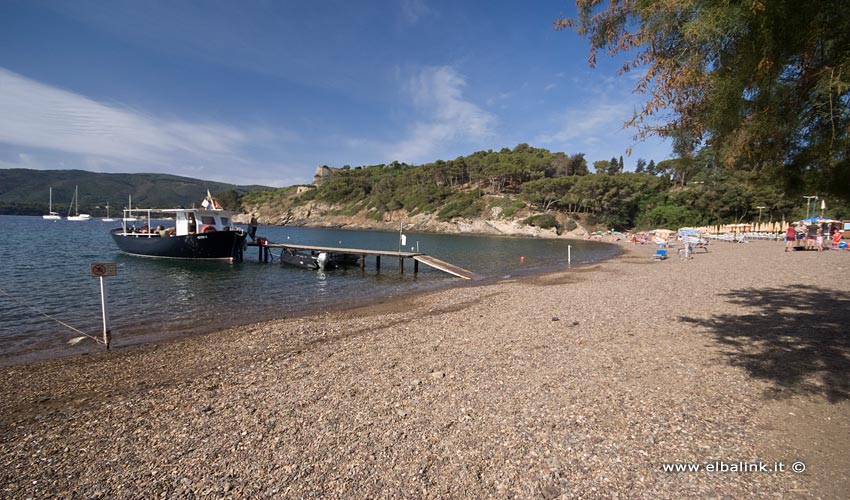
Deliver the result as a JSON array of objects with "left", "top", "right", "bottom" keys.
[{"left": 0, "top": 215, "right": 619, "bottom": 364}]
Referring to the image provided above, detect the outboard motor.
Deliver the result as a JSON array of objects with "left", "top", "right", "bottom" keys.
[{"left": 317, "top": 252, "right": 329, "bottom": 271}]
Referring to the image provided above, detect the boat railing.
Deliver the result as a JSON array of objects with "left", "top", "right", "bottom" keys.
[
  {"left": 117, "top": 207, "right": 242, "bottom": 236},
  {"left": 120, "top": 208, "right": 157, "bottom": 237}
]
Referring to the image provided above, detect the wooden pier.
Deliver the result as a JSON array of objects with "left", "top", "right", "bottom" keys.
[{"left": 247, "top": 242, "right": 482, "bottom": 280}]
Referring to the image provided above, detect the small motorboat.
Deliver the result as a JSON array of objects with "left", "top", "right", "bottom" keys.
[{"left": 279, "top": 248, "right": 360, "bottom": 271}]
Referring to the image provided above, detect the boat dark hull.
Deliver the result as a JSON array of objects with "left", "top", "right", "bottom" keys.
[{"left": 111, "top": 228, "right": 246, "bottom": 261}]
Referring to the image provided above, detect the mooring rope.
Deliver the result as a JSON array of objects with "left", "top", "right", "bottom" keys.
[{"left": 0, "top": 287, "right": 103, "bottom": 345}]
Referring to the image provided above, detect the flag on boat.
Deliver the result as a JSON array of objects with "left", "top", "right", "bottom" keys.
[{"left": 202, "top": 190, "right": 222, "bottom": 210}]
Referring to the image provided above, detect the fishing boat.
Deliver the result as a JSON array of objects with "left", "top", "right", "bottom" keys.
[
  {"left": 110, "top": 191, "right": 246, "bottom": 262},
  {"left": 279, "top": 247, "right": 360, "bottom": 271},
  {"left": 66, "top": 186, "right": 91, "bottom": 221},
  {"left": 101, "top": 201, "right": 117, "bottom": 222},
  {"left": 42, "top": 187, "right": 61, "bottom": 220}
]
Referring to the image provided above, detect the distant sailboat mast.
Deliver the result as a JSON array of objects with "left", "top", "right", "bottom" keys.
[
  {"left": 124, "top": 194, "right": 138, "bottom": 221},
  {"left": 43, "top": 187, "right": 61, "bottom": 220},
  {"left": 102, "top": 201, "right": 116, "bottom": 222},
  {"left": 66, "top": 185, "right": 91, "bottom": 221}
]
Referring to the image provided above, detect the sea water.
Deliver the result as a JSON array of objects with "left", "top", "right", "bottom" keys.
[{"left": 0, "top": 215, "right": 619, "bottom": 364}]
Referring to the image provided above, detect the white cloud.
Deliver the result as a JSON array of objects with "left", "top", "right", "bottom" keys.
[
  {"left": 534, "top": 99, "right": 670, "bottom": 164},
  {"left": 0, "top": 68, "right": 305, "bottom": 185},
  {"left": 536, "top": 103, "right": 628, "bottom": 144},
  {"left": 0, "top": 68, "right": 247, "bottom": 163},
  {"left": 400, "top": 0, "right": 430, "bottom": 25},
  {"left": 387, "top": 66, "right": 495, "bottom": 162}
]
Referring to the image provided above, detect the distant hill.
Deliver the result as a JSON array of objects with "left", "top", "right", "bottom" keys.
[{"left": 0, "top": 169, "right": 271, "bottom": 215}]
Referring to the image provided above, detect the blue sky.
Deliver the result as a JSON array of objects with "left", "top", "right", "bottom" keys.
[{"left": 0, "top": 0, "right": 670, "bottom": 187}]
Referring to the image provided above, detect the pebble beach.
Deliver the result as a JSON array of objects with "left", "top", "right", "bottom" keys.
[{"left": 1, "top": 240, "right": 848, "bottom": 499}]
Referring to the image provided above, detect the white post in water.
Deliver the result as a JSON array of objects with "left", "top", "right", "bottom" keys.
[
  {"left": 90, "top": 262, "right": 117, "bottom": 350},
  {"left": 568, "top": 245, "right": 572, "bottom": 267}
]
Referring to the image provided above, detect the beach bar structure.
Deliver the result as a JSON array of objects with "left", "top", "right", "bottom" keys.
[{"left": 247, "top": 241, "right": 482, "bottom": 280}]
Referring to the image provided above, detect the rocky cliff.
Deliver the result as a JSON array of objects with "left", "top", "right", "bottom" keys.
[{"left": 234, "top": 198, "right": 590, "bottom": 239}]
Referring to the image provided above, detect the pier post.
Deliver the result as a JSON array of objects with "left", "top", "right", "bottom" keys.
[
  {"left": 414, "top": 259, "right": 419, "bottom": 275},
  {"left": 360, "top": 254, "right": 366, "bottom": 270},
  {"left": 375, "top": 255, "right": 381, "bottom": 271},
  {"left": 399, "top": 257, "right": 404, "bottom": 274}
]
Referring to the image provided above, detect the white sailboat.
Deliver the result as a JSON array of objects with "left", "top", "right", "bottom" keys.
[
  {"left": 123, "top": 194, "right": 138, "bottom": 222},
  {"left": 101, "top": 201, "right": 117, "bottom": 222},
  {"left": 42, "top": 187, "right": 61, "bottom": 220},
  {"left": 66, "top": 186, "right": 91, "bottom": 221}
]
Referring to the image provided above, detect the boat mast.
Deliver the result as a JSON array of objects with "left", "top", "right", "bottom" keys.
[{"left": 68, "top": 186, "right": 78, "bottom": 217}]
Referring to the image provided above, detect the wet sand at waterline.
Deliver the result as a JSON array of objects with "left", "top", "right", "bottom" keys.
[{"left": 1, "top": 240, "right": 848, "bottom": 498}]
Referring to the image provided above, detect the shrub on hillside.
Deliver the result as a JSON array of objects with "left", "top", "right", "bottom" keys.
[
  {"left": 437, "top": 192, "right": 485, "bottom": 221},
  {"left": 524, "top": 213, "right": 561, "bottom": 231},
  {"left": 500, "top": 199, "right": 526, "bottom": 218}
]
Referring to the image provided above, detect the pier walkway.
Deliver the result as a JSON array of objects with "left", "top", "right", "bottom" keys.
[{"left": 247, "top": 242, "right": 481, "bottom": 280}]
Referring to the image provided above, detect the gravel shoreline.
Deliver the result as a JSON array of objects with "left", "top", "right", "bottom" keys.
[{"left": 1, "top": 240, "right": 848, "bottom": 498}]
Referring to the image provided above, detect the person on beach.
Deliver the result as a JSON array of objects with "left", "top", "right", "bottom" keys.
[
  {"left": 785, "top": 223, "right": 797, "bottom": 252},
  {"left": 795, "top": 222, "right": 806, "bottom": 247},
  {"left": 833, "top": 228, "right": 843, "bottom": 248},
  {"left": 249, "top": 214, "right": 258, "bottom": 242},
  {"left": 807, "top": 223, "right": 818, "bottom": 249}
]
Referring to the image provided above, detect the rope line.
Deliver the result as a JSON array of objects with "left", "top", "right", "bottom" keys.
[{"left": 0, "top": 287, "right": 103, "bottom": 345}]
